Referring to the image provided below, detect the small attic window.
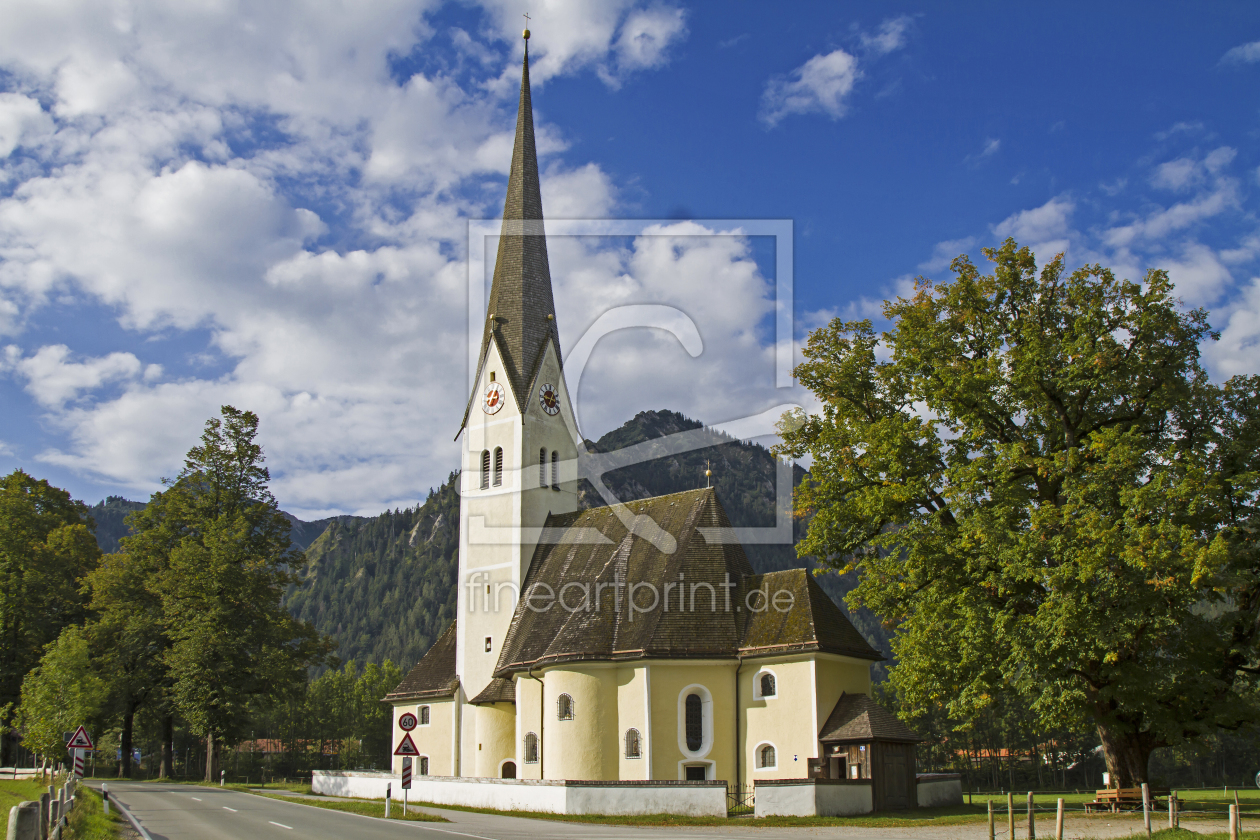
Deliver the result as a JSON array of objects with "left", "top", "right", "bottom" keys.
[{"left": 490, "top": 371, "right": 495, "bottom": 382}]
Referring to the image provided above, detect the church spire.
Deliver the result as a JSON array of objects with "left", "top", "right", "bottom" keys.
[{"left": 475, "top": 31, "right": 560, "bottom": 415}]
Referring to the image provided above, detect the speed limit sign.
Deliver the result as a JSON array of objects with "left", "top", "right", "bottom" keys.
[{"left": 399, "top": 712, "right": 418, "bottom": 731}]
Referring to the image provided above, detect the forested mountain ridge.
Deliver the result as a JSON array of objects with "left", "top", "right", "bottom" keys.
[{"left": 86, "top": 410, "right": 893, "bottom": 675}]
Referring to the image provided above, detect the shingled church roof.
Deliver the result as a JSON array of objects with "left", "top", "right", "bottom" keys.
[
  {"left": 461, "top": 39, "right": 560, "bottom": 429},
  {"left": 818, "top": 692, "right": 921, "bottom": 743},
  {"left": 491, "top": 488, "right": 882, "bottom": 676},
  {"left": 383, "top": 620, "right": 459, "bottom": 702}
]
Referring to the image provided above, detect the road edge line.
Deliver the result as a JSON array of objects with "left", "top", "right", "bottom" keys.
[
  {"left": 105, "top": 789, "right": 154, "bottom": 840},
  {"left": 245, "top": 791, "right": 496, "bottom": 839}
]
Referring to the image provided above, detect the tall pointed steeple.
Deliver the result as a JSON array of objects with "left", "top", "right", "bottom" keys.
[{"left": 472, "top": 34, "right": 560, "bottom": 417}]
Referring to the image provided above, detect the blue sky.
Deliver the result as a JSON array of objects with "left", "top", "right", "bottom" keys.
[{"left": 1, "top": 1, "right": 1258, "bottom": 517}]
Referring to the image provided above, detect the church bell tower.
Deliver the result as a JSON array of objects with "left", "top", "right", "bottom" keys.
[{"left": 453, "top": 29, "right": 580, "bottom": 776}]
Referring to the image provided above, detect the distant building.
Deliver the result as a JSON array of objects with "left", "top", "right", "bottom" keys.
[{"left": 384, "top": 36, "right": 916, "bottom": 801}]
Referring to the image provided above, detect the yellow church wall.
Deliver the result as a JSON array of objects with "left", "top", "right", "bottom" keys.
[
  {"left": 473, "top": 702, "right": 517, "bottom": 778},
  {"left": 391, "top": 699, "right": 454, "bottom": 777},
  {"left": 543, "top": 666, "right": 619, "bottom": 780},
  {"left": 647, "top": 661, "right": 736, "bottom": 782},
  {"left": 813, "top": 654, "right": 873, "bottom": 739},
  {"left": 514, "top": 674, "right": 544, "bottom": 780},
  {"left": 741, "top": 658, "right": 819, "bottom": 780},
  {"left": 616, "top": 666, "right": 649, "bottom": 779}
]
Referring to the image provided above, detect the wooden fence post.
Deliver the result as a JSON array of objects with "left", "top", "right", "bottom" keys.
[
  {"left": 989, "top": 800, "right": 995, "bottom": 840},
  {"left": 1009, "top": 792, "right": 1015, "bottom": 840},
  {"left": 1028, "top": 791, "right": 1035, "bottom": 840},
  {"left": 1056, "top": 798, "right": 1064, "bottom": 840},
  {"left": 1230, "top": 803, "right": 1238, "bottom": 840},
  {"left": 1141, "top": 782, "right": 1151, "bottom": 840}
]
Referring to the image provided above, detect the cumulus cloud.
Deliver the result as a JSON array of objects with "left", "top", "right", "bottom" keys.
[
  {"left": 759, "top": 49, "right": 861, "bottom": 126},
  {"left": 860, "top": 15, "right": 913, "bottom": 56},
  {"left": 992, "top": 196, "right": 1074, "bottom": 260},
  {"left": 759, "top": 16, "right": 911, "bottom": 127},
  {"left": 918, "top": 237, "right": 976, "bottom": 273},
  {"left": 0, "top": 0, "right": 798, "bottom": 519},
  {"left": 1221, "top": 40, "right": 1260, "bottom": 65},
  {"left": 4, "top": 344, "right": 143, "bottom": 408}
]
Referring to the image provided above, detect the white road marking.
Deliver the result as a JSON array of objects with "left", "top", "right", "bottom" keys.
[
  {"left": 223, "top": 806, "right": 237, "bottom": 812},
  {"left": 190, "top": 797, "right": 201, "bottom": 801},
  {"left": 268, "top": 821, "right": 293, "bottom": 830}
]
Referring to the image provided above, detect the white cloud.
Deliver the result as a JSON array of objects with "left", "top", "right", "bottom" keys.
[
  {"left": 964, "top": 137, "right": 1000, "bottom": 166},
  {"left": 860, "top": 16, "right": 913, "bottom": 56},
  {"left": 1204, "top": 276, "right": 1260, "bottom": 377},
  {"left": 1160, "top": 242, "right": 1233, "bottom": 305},
  {"left": 4, "top": 344, "right": 143, "bottom": 408},
  {"left": 0, "top": 0, "right": 720, "bottom": 518},
  {"left": 0, "top": 94, "right": 52, "bottom": 158},
  {"left": 919, "top": 237, "right": 976, "bottom": 273},
  {"left": 1221, "top": 40, "right": 1260, "bottom": 65},
  {"left": 993, "top": 196, "right": 1074, "bottom": 247},
  {"left": 759, "top": 48, "right": 861, "bottom": 126}
]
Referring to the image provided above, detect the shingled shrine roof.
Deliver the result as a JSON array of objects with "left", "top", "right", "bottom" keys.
[
  {"left": 740, "top": 570, "right": 883, "bottom": 660},
  {"left": 491, "top": 488, "right": 882, "bottom": 677},
  {"left": 384, "top": 620, "right": 459, "bottom": 702},
  {"left": 461, "top": 40, "right": 560, "bottom": 428},
  {"left": 469, "top": 677, "right": 516, "bottom": 705},
  {"left": 818, "top": 692, "right": 922, "bottom": 744}
]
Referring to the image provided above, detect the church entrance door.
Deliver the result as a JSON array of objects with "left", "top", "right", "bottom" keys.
[{"left": 501, "top": 761, "right": 516, "bottom": 779}]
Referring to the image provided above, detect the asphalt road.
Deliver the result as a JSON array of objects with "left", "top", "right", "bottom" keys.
[{"left": 88, "top": 781, "right": 1250, "bottom": 840}]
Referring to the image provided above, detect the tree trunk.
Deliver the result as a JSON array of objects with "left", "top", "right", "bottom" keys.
[
  {"left": 204, "top": 733, "right": 219, "bottom": 783},
  {"left": 159, "top": 715, "right": 174, "bottom": 778},
  {"left": 1096, "top": 720, "right": 1158, "bottom": 787},
  {"left": 119, "top": 704, "right": 135, "bottom": 778}
]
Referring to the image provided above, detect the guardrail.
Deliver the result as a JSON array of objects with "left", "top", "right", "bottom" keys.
[{"left": 5, "top": 774, "right": 77, "bottom": 840}]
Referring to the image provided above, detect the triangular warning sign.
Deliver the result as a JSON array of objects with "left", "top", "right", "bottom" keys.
[
  {"left": 393, "top": 732, "right": 419, "bottom": 757},
  {"left": 66, "top": 726, "right": 93, "bottom": 750}
]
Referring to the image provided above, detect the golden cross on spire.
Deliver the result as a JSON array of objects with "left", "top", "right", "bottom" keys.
[{"left": 522, "top": 11, "right": 531, "bottom": 41}]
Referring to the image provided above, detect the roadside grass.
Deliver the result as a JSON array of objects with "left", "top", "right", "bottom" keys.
[
  {"left": 255, "top": 793, "right": 448, "bottom": 822},
  {"left": 64, "top": 786, "right": 120, "bottom": 840},
  {"left": 0, "top": 776, "right": 61, "bottom": 817}
]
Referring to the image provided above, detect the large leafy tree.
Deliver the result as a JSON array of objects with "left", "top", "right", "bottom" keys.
[
  {"left": 17, "top": 627, "right": 106, "bottom": 769},
  {"left": 0, "top": 471, "right": 100, "bottom": 764},
  {"left": 778, "top": 240, "right": 1260, "bottom": 786},
  {"left": 83, "top": 548, "right": 172, "bottom": 778},
  {"left": 147, "top": 406, "right": 332, "bottom": 781}
]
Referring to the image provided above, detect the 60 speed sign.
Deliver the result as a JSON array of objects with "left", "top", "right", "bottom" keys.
[{"left": 398, "top": 712, "right": 418, "bottom": 731}]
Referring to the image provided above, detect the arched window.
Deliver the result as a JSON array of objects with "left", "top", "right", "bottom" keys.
[
  {"left": 480, "top": 449, "right": 490, "bottom": 490},
  {"left": 539, "top": 448, "right": 547, "bottom": 487},
  {"left": 556, "top": 693, "right": 573, "bottom": 720},
  {"left": 760, "top": 673, "right": 776, "bottom": 698},
  {"left": 493, "top": 447, "right": 503, "bottom": 487},
  {"left": 501, "top": 761, "right": 516, "bottom": 779},
  {"left": 419, "top": 705, "right": 430, "bottom": 725},
  {"left": 685, "top": 693, "right": 702, "bottom": 751},
  {"left": 419, "top": 756, "right": 429, "bottom": 775},
  {"left": 551, "top": 450, "right": 560, "bottom": 489},
  {"left": 758, "top": 744, "right": 776, "bottom": 769},
  {"left": 523, "top": 732, "right": 539, "bottom": 763},
  {"left": 624, "top": 728, "right": 641, "bottom": 758}
]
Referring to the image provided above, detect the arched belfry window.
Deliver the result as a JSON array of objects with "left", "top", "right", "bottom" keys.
[
  {"left": 539, "top": 448, "right": 547, "bottom": 487},
  {"left": 625, "top": 728, "right": 641, "bottom": 758},
  {"left": 760, "top": 673, "right": 776, "bottom": 698},
  {"left": 551, "top": 450, "right": 560, "bottom": 489},
  {"left": 557, "top": 693, "right": 573, "bottom": 720},
  {"left": 493, "top": 447, "right": 503, "bottom": 487},
  {"left": 758, "top": 744, "right": 776, "bottom": 768},
  {"left": 480, "top": 450, "right": 490, "bottom": 490},
  {"left": 685, "top": 693, "right": 702, "bottom": 752},
  {"left": 523, "top": 732, "right": 538, "bottom": 764}
]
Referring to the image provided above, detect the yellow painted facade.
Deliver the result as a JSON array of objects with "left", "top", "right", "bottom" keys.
[{"left": 391, "top": 699, "right": 454, "bottom": 777}]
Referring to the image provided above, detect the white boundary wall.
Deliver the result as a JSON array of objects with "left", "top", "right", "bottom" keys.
[
  {"left": 916, "top": 774, "right": 964, "bottom": 807},
  {"left": 311, "top": 772, "right": 726, "bottom": 817},
  {"left": 754, "top": 780, "right": 873, "bottom": 817}
]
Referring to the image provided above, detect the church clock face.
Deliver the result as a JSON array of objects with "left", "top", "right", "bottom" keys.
[
  {"left": 483, "top": 382, "right": 505, "bottom": 414},
  {"left": 538, "top": 383, "right": 560, "bottom": 416}
]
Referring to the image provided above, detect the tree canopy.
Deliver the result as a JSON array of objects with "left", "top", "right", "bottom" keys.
[
  {"left": 0, "top": 470, "right": 100, "bottom": 763},
  {"left": 778, "top": 240, "right": 1260, "bottom": 786}
]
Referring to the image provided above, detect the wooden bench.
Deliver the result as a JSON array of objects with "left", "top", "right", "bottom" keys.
[{"left": 1084, "top": 788, "right": 1169, "bottom": 814}]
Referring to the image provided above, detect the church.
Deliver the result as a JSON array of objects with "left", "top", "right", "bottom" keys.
[{"left": 383, "top": 32, "right": 921, "bottom": 806}]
